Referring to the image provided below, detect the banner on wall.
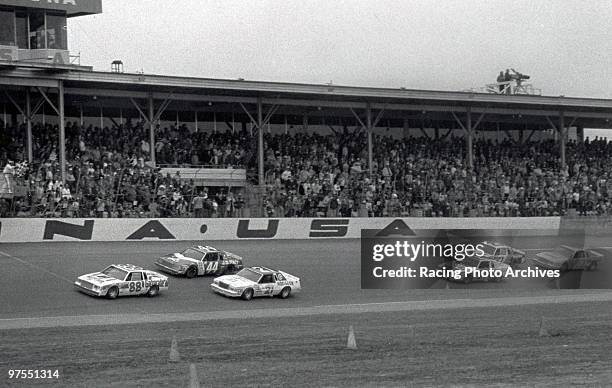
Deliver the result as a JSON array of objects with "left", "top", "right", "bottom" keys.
[{"left": 0, "top": 218, "right": 561, "bottom": 243}]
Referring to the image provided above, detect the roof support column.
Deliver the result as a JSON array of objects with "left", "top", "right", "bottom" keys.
[
  {"left": 25, "top": 89, "right": 33, "bottom": 163},
  {"left": 148, "top": 94, "right": 156, "bottom": 167},
  {"left": 59, "top": 81, "right": 66, "bottom": 184},
  {"left": 257, "top": 97, "right": 264, "bottom": 186},
  {"left": 576, "top": 125, "right": 584, "bottom": 144},
  {"left": 559, "top": 112, "right": 566, "bottom": 169},
  {"left": 366, "top": 103, "right": 373, "bottom": 176},
  {"left": 466, "top": 107, "right": 473, "bottom": 170},
  {"left": 453, "top": 108, "right": 483, "bottom": 171}
]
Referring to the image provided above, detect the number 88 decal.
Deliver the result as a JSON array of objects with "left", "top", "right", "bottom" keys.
[{"left": 129, "top": 281, "right": 144, "bottom": 292}]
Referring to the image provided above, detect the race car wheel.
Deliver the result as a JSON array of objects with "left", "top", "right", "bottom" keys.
[
  {"left": 279, "top": 287, "right": 291, "bottom": 299},
  {"left": 185, "top": 266, "right": 198, "bottom": 279},
  {"left": 241, "top": 288, "right": 254, "bottom": 301},
  {"left": 587, "top": 261, "right": 598, "bottom": 271},
  {"left": 106, "top": 286, "right": 119, "bottom": 299},
  {"left": 147, "top": 285, "right": 159, "bottom": 297}
]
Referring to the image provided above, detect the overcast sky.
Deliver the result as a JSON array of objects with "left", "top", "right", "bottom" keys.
[{"left": 68, "top": 0, "right": 612, "bottom": 99}]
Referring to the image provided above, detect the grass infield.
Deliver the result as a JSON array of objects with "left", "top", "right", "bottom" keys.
[{"left": 1, "top": 301, "right": 611, "bottom": 387}]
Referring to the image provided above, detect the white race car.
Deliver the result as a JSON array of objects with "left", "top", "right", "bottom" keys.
[
  {"left": 211, "top": 266, "right": 301, "bottom": 300},
  {"left": 74, "top": 264, "right": 169, "bottom": 299}
]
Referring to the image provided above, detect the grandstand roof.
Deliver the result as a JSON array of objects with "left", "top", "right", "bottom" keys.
[
  {"left": 1, "top": 65, "right": 611, "bottom": 129},
  {"left": 0, "top": 0, "right": 102, "bottom": 17}
]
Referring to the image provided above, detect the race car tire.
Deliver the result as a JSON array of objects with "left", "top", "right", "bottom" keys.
[
  {"left": 147, "top": 285, "right": 159, "bottom": 297},
  {"left": 279, "top": 287, "right": 291, "bottom": 299},
  {"left": 224, "top": 265, "right": 236, "bottom": 275},
  {"left": 241, "top": 288, "right": 254, "bottom": 301},
  {"left": 587, "top": 261, "right": 598, "bottom": 271},
  {"left": 106, "top": 286, "right": 119, "bottom": 299},
  {"left": 185, "top": 266, "right": 198, "bottom": 279}
]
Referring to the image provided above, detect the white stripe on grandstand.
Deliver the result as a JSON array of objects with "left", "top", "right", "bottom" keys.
[{"left": 1, "top": 293, "right": 611, "bottom": 330}]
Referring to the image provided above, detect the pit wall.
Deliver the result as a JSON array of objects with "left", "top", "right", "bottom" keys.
[{"left": 0, "top": 218, "right": 562, "bottom": 243}]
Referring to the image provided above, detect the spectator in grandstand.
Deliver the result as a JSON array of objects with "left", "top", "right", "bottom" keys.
[
  {"left": 504, "top": 69, "right": 512, "bottom": 94},
  {"left": 497, "top": 71, "right": 505, "bottom": 93}
]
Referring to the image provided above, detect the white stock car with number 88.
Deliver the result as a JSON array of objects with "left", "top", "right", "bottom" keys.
[{"left": 74, "top": 264, "right": 169, "bottom": 299}]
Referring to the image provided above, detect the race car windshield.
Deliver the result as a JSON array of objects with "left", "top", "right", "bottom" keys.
[
  {"left": 101, "top": 266, "right": 129, "bottom": 280},
  {"left": 181, "top": 248, "right": 204, "bottom": 259},
  {"left": 482, "top": 245, "right": 496, "bottom": 255},
  {"left": 236, "top": 268, "right": 262, "bottom": 283}
]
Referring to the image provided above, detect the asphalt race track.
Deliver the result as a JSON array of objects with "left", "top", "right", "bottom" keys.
[
  {"left": 1, "top": 237, "right": 611, "bottom": 386},
  {"left": 0, "top": 237, "right": 611, "bottom": 322}
]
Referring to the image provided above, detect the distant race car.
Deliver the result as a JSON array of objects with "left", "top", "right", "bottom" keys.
[
  {"left": 211, "top": 266, "right": 301, "bottom": 300},
  {"left": 74, "top": 264, "right": 168, "bottom": 299},
  {"left": 532, "top": 246, "right": 603, "bottom": 272},
  {"left": 154, "top": 245, "right": 243, "bottom": 278},
  {"left": 439, "top": 257, "right": 511, "bottom": 284},
  {"left": 479, "top": 241, "right": 525, "bottom": 267}
]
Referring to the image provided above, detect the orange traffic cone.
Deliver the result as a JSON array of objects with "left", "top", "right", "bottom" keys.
[
  {"left": 407, "top": 325, "right": 415, "bottom": 342},
  {"left": 347, "top": 325, "right": 357, "bottom": 349},
  {"left": 169, "top": 335, "right": 180, "bottom": 362},
  {"left": 189, "top": 363, "right": 200, "bottom": 388},
  {"left": 539, "top": 317, "right": 550, "bottom": 337}
]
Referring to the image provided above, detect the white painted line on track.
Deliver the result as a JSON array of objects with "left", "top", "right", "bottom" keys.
[
  {"left": 1, "top": 293, "right": 611, "bottom": 330},
  {"left": 0, "top": 250, "right": 73, "bottom": 284}
]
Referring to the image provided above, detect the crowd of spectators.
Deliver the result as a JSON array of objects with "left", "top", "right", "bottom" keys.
[
  {"left": 262, "top": 130, "right": 612, "bottom": 218},
  {"left": 0, "top": 120, "right": 249, "bottom": 218},
  {"left": 2, "top": 119, "right": 612, "bottom": 218}
]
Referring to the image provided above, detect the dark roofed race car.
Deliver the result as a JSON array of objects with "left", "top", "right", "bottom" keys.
[
  {"left": 211, "top": 266, "right": 301, "bottom": 300},
  {"left": 155, "top": 245, "right": 243, "bottom": 278},
  {"left": 532, "top": 245, "right": 602, "bottom": 272},
  {"left": 74, "top": 264, "right": 168, "bottom": 299}
]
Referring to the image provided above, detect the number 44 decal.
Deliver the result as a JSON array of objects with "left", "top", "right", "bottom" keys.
[{"left": 205, "top": 261, "right": 219, "bottom": 273}]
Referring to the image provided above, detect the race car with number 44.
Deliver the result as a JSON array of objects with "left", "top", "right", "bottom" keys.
[
  {"left": 74, "top": 264, "right": 169, "bottom": 299},
  {"left": 211, "top": 266, "right": 301, "bottom": 300},
  {"left": 154, "top": 245, "right": 243, "bottom": 278}
]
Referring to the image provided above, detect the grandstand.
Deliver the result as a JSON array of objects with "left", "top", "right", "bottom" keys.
[{"left": 1, "top": 0, "right": 612, "bottom": 218}]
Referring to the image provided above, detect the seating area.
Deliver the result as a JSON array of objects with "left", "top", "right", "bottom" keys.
[{"left": 2, "top": 119, "right": 612, "bottom": 218}]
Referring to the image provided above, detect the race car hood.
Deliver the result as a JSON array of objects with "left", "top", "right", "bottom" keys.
[
  {"left": 160, "top": 252, "right": 199, "bottom": 266},
  {"left": 77, "top": 272, "right": 122, "bottom": 286},
  {"left": 453, "top": 263, "right": 472, "bottom": 270},
  {"left": 534, "top": 252, "right": 566, "bottom": 267},
  {"left": 215, "top": 274, "right": 256, "bottom": 289}
]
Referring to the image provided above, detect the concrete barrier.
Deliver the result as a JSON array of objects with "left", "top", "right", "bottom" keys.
[{"left": 0, "top": 217, "right": 562, "bottom": 243}]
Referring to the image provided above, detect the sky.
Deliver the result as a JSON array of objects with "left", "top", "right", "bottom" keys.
[{"left": 67, "top": 0, "right": 612, "bottom": 98}]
